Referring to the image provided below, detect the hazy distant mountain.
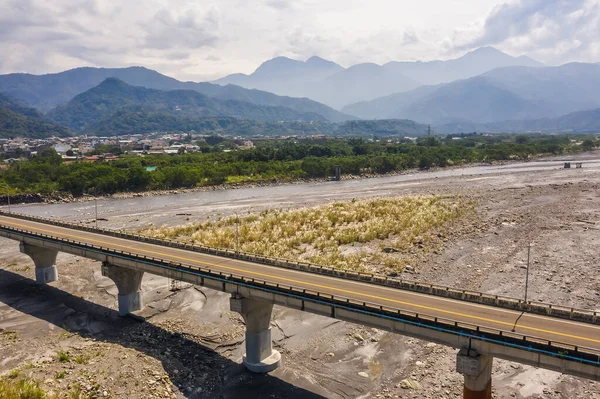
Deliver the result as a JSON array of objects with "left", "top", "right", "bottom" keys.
[
  {"left": 482, "top": 63, "right": 600, "bottom": 116},
  {"left": 437, "top": 108, "right": 600, "bottom": 133},
  {"left": 0, "top": 92, "right": 70, "bottom": 138},
  {"left": 192, "top": 83, "right": 353, "bottom": 122},
  {"left": 342, "top": 85, "right": 441, "bottom": 120},
  {"left": 382, "top": 47, "right": 543, "bottom": 86},
  {"left": 343, "top": 63, "right": 600, "bottom": 125},
  {"left": 0, "top": 66, "right": 352, "bottom": 122},
  {"left": 47, "top": 78, "right": 328, "bottom": 131},
  {"left": 309, "top": 63, "right": 420, "bottom": 109},
  {"left": 214, "top": 56, "right": 343, "bottom": 93},
  {"left": 213, "top": 47, "right": 543, "bottom": 109}
]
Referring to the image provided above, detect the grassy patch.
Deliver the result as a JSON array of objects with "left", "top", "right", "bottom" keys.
[
  {"left": 0, "top": 377, "right": 53, "bottom": 399},
  {"left": 141, "top": 195, "right": 471, "bottom": 272},
  {"left": 74, "top": 354, "right": 90, "bottom": 365},
  {"left": 0, "top": 377, "right": 90, "bottom": 399},
  {"left": 7, "top": 369, "right": 20, "bottom": 379},
  {"left": 57, "top": 352, "right": 70, "bottom": 363},
  {"left": 1, "top": 331, "right": 19, "bottom": 341}
]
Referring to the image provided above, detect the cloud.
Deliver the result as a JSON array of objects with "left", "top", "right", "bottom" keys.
[
  {"left": 451, "top": 0, "right": 600, "bottom": 64},
  {"left": 0, "top": 0, "right": 598, "bottom": 81},
  {"left": 265, "top": 0, "right": 293, "bottom": 10},
  {"left": 143, "top": 5, "right": 221, "bottom": 50}
]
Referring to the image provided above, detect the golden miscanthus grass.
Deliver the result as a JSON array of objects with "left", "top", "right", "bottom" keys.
[{"left": 141, "top": 196, "right": 472, "bottom": 273}]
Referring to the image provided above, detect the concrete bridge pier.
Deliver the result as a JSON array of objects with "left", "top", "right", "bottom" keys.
[
  {"left": 230, "top": 294, "right": 281, "bottom": 373},
  {"left": 19, "top": 242, "right": 59, "bottom": 285},
  {"left": 456, "top": 348, "right": 493, "bottom": 399},
  {"left": 101, "top": 262, "right": 144, "bottom": 316}
]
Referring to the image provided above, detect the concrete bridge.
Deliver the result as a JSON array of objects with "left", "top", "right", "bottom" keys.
[{"left": 0, "top": 212, "right": 599, "bottom": 399}]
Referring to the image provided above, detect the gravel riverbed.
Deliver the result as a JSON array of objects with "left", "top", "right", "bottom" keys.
[{"left": 1, "top": 152, "right": 600, "bottom": 398}]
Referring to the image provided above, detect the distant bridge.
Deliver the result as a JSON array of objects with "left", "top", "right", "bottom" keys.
[{"left": 0, "top": 212, "right": 598, "bottom": 399}]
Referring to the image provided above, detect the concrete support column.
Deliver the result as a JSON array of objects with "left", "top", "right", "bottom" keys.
[
  {"left": 19, "top": 242, "right": 59, "bottom": 285},
  {"left": 456, "top": 348, "right": 493, "bottom": 399},
  {"left": 101, "top": 262, "right": 144, "bottom": 316},
  {"left": 230, "top": 295, "right": 281, "bottom": 373}
]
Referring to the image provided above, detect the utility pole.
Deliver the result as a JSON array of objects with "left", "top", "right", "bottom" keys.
[
  {"left": 524, "top": 243, "right": 532, "bottom": 302},
  {"left": 95, "top": 198, "right": 98, "bottom": 229}
]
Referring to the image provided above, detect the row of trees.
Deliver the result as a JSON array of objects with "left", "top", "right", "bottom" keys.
[{"left": 0, "top": 135, "right": 595, "bottom": 196}]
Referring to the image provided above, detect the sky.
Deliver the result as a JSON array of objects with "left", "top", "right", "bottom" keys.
[{"left": 0, "top": 0, "right": 598, "bottom": 81}]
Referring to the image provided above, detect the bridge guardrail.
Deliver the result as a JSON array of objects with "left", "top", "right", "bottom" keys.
[
  {"left": 0, "top": 210, "right": 598, "bottom": 326},
  {"left": 2, "top": 222, "right": 599, "bottom": 367}
]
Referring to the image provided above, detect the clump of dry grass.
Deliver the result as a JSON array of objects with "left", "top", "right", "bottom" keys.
[
  {"left": 0, "top": 377, "right": 54, "bottom": 399},
  {"left": 141, "top": 196, "right": 471, "bottom": 272}
]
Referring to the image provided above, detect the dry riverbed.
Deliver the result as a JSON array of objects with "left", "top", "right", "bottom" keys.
[{"left": 1, "top": 153, "right": 600, "bottom": 398}]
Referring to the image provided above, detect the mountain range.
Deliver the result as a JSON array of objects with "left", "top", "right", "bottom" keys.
[
  {"left": 2, "top": 45, "right": 600, "bottom": 138},
  {"left": 344, "top": 63, "right": 600, "bottom": 125},
  {"left": 47, "top": 78, "right": 332, "bottom": 132},
  {"left": 0, "top": 93, "right": 71, "bottom": 138},
  {"left": 85, "top": 109, "right": 429, "bottom": 137},
  {"left": 214, "top": 47, "right": 543, "bottom": 109},
  {"left": 437, "top": 108, "right": 600, "bottom": 134},
  {"left": 0, "top": 66, "right": 352, "bottom": 122}
]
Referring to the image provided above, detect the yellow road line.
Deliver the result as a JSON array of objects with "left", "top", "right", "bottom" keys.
[{"left": 2, "top": 217, "right": 600, "bottom": 345}]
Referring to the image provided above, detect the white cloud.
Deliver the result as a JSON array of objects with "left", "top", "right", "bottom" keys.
[
  {"left": 451, "top": 0, "right": 600, "bottom": 64},
  {"left": 0, "top": 0, "right": 598, "bottom": 81}
]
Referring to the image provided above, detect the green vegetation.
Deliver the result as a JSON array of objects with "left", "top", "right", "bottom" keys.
[
  {"left": 0, "top": 377, "right": 90, "bottom": 399},
  {"left": 8, "top": 369, "right": 20, "bottom": 379},
  {"left": 142, "top": 196, "right": 470, "bottom": 272},
  {"left": 0, "top": 377, "right": 51, "bottom": 399},
  {"left": 47, "top": 78, "right": 325, "bottom": 132},
  {"left": 56, "top": 351, "right": 70, "bottom": 363},
  {"left": 84, "top": 108, "right": 430, "bottom": 137},
  {"left": 0, "top": 92, "right": 71, "bottom": 138},
  {"left": 0, "top": 106, "right": 71, "bottom": 139},
  {"left": 0, "top": 134, "right": 596, "bottom": 197},
  {"left": 74, "top": 354, "right": 90, "bottom": 365}
]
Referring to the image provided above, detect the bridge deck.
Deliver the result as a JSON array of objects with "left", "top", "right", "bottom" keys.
[{"left": 1, "top": 214, "right": 599, "bottom": 355}]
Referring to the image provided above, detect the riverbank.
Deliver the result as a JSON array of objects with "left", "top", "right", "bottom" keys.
[{"left": 0, "top": 160, "right": 512, "bottom": 206}]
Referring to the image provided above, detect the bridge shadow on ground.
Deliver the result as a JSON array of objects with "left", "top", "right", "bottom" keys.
[{"left": 0, "top": 268, "right": 325, "bottom": 399}]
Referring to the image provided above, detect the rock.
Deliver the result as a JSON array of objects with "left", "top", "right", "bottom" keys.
[
  {"left": 352, "top": 333, "right": 365, "bottom": 342},
  {"left": 383, "top": 247, "right": 400, "bottom": 253},
  {"left": 400, "top": 379, "right": 421, "bottom": 390},
  {"left": 358, "top": 371, "right": 369, "bottom": 378},
  {"left": 415, "top": 361, "right": 425, "bottom": 367},
  {"left": 327, "top": 353, "right": 335, "bottom": 357}
]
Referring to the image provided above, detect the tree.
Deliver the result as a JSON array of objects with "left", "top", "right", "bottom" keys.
[
  {"left": 581, "top": 139, "right": 595, "bottom": 151},
  {"left": 515, "top": 135, "right": 529, "bottom": 144},
  {"left": 36, "top": 148, "right": 63, "bottom": 166},
  {"left": 416, "top": 136, "right": 441, "bottom": 147},
  {"left": 205, "top": 135, "right": 224, "bottom": 146}
]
